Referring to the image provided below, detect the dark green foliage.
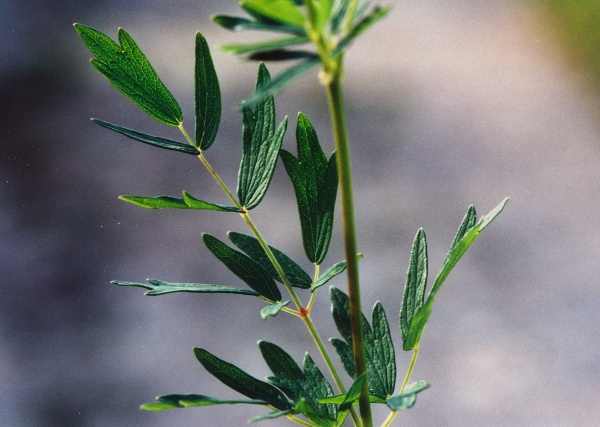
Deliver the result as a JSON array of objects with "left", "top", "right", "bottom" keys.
[
  {"left": 92, "top": 119, "right": 198, "bottom": 154},
  {"left": 195, "top": 33, "right": 221, "bottom": 151},
  {"left": 281, "top": 113, "right": 338, "bottom": 264},
  {"left": 74, "top": 24, "right": 182, "bottom": 126},
  {"left": 330, "top": 287, "right": 396, "bottom": 399},
  {"left": 237, "top": 64, "right": 288, "bottom": 210},
  {"left": 202, "top": 233, "right": 282, "bottom": 301},
  {"left": 194, "top": 348, "right": 292, "bottom": 411},
  {"left": 228, "top": 232, "right": 312, "bottom": 289},
  {"left": 119, "top": 192, "right": 241, "bottom": 212},
  {"left": 111, "top": 279, "right": 259, "bottom": 296}
]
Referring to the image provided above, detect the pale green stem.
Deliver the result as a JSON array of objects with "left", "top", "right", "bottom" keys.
[{"left": 381, "top": 345, "right": 421, "bottom": 427}]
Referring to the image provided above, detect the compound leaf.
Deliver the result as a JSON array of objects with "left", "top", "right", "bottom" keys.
[
  {"left": 195, "top": 33, "right": 221, "bottom": 151},
  {"left": 74, "top": 24, "right": 182, "bottom": 126},
  {"left": 111, "top": 279, "right": 259, "bottom": 296}
]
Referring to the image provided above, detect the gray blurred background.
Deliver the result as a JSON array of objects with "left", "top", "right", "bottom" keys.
[{"left": 2, "top": 1, "right": 599, "bottom": 426}]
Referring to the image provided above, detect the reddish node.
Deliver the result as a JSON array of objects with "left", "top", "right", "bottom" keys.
[{"left": 299, "top": 307, "right": 309, "bottom": 317}]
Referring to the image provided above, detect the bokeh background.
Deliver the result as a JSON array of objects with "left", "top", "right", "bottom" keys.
[{"left": 2, "top": 1, "right": 599, "bottom": 425}]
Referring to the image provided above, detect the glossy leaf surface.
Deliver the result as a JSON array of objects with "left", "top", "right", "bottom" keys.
[
  {"left": 281, "top": 113, "right": 338, "bottom": 264},
  {"left": 142, "top": 394, "right": 268, "bottom": 411},
  {"left": 237, "top": 64, "right": 288, "bottom": 209},
  {"left": 195, "top": 32, "right": 221, "bottom": 150},
  {"left": 74, "top": 24, "right": 182, "bottom": 126},
  {"left": 92, "top": 119, "right": 198, "bottom": 155},
  {"left": 203, "top": 233, "right": 282, "bottom": 301},
  {"left": 228, "top": 232, "right": 312, "bottom": 289},
  {"left": 194, "top": 348, "right": 292, "bottom": 411},
  {"left": 112, "top": 279, "right": 259, "bottom": 296},
  {"left": 119, "top": 192, "right": 241, "bottom": 212}
]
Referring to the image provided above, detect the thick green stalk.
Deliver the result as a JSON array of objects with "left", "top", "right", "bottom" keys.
[{"left": 325, "top": 69, "right": 372, "bottom": 427}]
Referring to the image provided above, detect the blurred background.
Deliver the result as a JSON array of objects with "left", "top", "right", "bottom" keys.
[{"left": 2, "top": 0, "right": 599, "bottom": 425}]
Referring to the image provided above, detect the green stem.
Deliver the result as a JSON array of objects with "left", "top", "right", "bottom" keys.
[
  {"left": 381, "top": 345, "right": 421, "bottom": 427},
  {"left": 325, "top": 69, "right": 372, "bottom": 427}
]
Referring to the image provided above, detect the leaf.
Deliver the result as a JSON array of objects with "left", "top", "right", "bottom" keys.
[
  {"left": 440, "top": 205, "right": 477, "bottom": 272},
  {"left": 142, "top": 394, "right": 268, "bottom": 411},
  {"left": 242, "top": 58, "right": 320, "bottom": 108},
  {"left": 250, "top": 409, "right": 294, "bottom": 422},
  {"left": 260, "top": 300, "right": 290, "bottom": 319},
  {"left": 240, "top": 0, "right": 306, "bottom": 28},
  {"left": 92, "top": 119, "right": 198, "bottom": 155},
  {"left": 316, "top": 0, "right": 334, "bottom": 31},
  {"left": 228, "top": 232, "right": 312, "bottom": 289},
  {"left": 259, "top": 341, "right": 336, "bottom": 426},
  {"left": 195, "top": 33, "right": 221, "bottom": 151},
  {"left": 336, "top": 374, "right": 366, "bottom": 426},
  {"left": 212, "top": 15, "right": 306, "bottom": 35},
  {"left": 330, "top": 288, "right": 396, "bottom": 399},
  {"left": 194, "top": 348, "right": 292, "bottom": 411},
  {"left": 385, "top": 381, "right": 430, "bottom": 411},
  {"left": 281, "top": 113, "right": 338, "bottom": 264},
  {"left": 118, "top": 192, "right": 242, "bottom": 212},
  {"left": 237, "top": 64, "right": 288, "bottom": 210},
  {"left": 400, "top": 228, "right": 428, "bottom": 350},
  {"left": 111, "top": 279, "right": 260, "bottom": 296},
  {"left": 334, "top": 6, "right": 391, "bottom": 57},
  {"left": 74, "top": 24, "right": 182, "bottom": 126},
  {"left": 249, "top": 50, "right": 318, "bottom": 62},
  {"left": 329, "top": 337, "right": 354, "bottom": 378},
  {"left": 222, "top": 36, "right": 309, "bottom": 55},
  {"left": 313, "top": 254, "right": 363, "bottom": 291},
  {"left": 317, "top": 394, "right": 385, "bottom": 405},
  {"left": 202, "top": 233, "right": 282, "bottom": 301}
]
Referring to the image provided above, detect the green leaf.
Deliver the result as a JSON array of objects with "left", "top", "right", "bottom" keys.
[
  {"left": 74, "top": 24, "right": 182, "bottom": 126},
  {"left": 440, "top": 205, "right": 477, "bottom": 272},
  {"left": 243, "top": 58, "right": 320, "bottom": 108},
  {"left": 329, "top": 337, "right": 354, "bottom": 378},
  {"left": 317, "top": 393, "right": 385, "bottom": 405},
  {"left": 111, "top": 279, "right": 260, "bottom": 296},
  {"left": 240, "top": 0, "right": 306, "bottom": 28},
  {"left": 385, "top": 381, "right": 430, "bottom": 411},
  {"left": 222, "top": 36, "right": 309, "bottom": 56},
  {"left": 404, "top": 298, "right": 433, "bottom": 352},
  {"left": 237, "top": 64, "right": 288, "bottom": 209},
  {"left": 400, "top": 228, "right": 428, "bottom": 351},
  {"left": 118, "top": 192, "right": 242, "bottom": 212},
  {"left": 330, "top": 288, "right": 396, "bottom": 399},
  {"left": 202, "top": 233, "right": 282, "bottom": 301},
  {"left": 248, "top": 50, "right": 318, "bottom": 62},
  {"left": 228, "top": 232, "right": 312, "bottom": 289},
  {"left": 334, "top": 6, "right": 391, "bottom": 57},
  {"left": 195, "top": 33, "right": 221, "bottom": 151},
  {"left": 259, "top": 341, "right": 336, "bottom": 426},
  {"left": 313, "top": 254, "right": 363, "bottom": 291},
  {"left": 194, "top": 348, "right": 292, "bottom": 411},
  {"left": 92, "top": 119, "right": 198, "bottom": 155},
  {"left": 316, "top": 0, "right": 334, "bottom": 31},
  {"left": 250, "top": 409, "right": 293, "bottom": 422},
  {"left": 336, "top": 374, "right": 366, "bottom": 426},
  {"left": 212, "top": 15, "right": 306, "bottom": 35},
  {"left": 260, "top": 300, "right": 290, "bottom": 319},
  {"left": 142, "top": 394, "right": 268, "bottom": 411},
  {"left": 281, "top": 113, "right": 338, "bottom": 264}
]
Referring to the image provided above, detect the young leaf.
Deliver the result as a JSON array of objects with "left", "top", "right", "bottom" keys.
[
  {"left": 440, "top": 205, "right": 477, "bottom": 273},
  {"left": 74, "top": 24, "right": 182, "bottom": 126},
  {"left": 260, "top": 300, "right": 290, "bottom": 319},
  {"left": 212, "top": 15, "right": 306, "bottom": 35},
  {"left": 92, "top": 119, "right": 198, "bottom": 155},
  {"left": 142, "top": 394, "right": 268, "bottom": 411},
  {"left": 330, "top": 288, "right": 396, "bottom": 399},
  {"left": 228, "top": 231, "right": 312, "bottom": 289},
  {"left": 118, "top": 192, "right": 241, "bottom": 212},
  {"left": 195, "top": 33, "right": 221, "bottom": 151},
  {"left": 385, "top": 380, "right": 430, "bottom": 411},
  {"left": 202, "top": 233, "right": 282, "bottom": 301},
  {"left": 240, "top": 0, "right": 306, "bottom": 28},
  {"left": 111, "top": 279, "right": 260, "bottom": 296},
  {"left": 237, "top": 64, "right": 288, "bottom": 209},
  {"left": 194, "top": 348, "right": 292, "bottom": 411},
  {"left": 222, "top": 35, "right": 309, "bottom": 56},
  {"left": 313, "top": 261, "right": 346, "bottom": 291},
  {"left": 242, "top": 58, "right": 320, "bottom": 108},
  {"left": 281, "top": 113, "right": 338, "bottom": 264},
  {"left": 400, "top": 228, "right": 428, "bottom": 350}
]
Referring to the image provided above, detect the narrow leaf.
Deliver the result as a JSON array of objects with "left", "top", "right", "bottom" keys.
[
  {"left": 74, "top": 24, "right": 182, "bottom": 126},
  {"left": 336, "top": 375, "right": 366, "bottom": 426},
  {"left": 194, "top": 348, "right": 292, "bottom": 410},
  {"left": 334, "top": 6, "right": 391, "bottom": 57},
  {"left": 195, "top": 33, "right": 221, "bottom": 151},
  {"left": 250, "top": 409, "right": 293, "bottom": 422},
  {"left": 329, "top": 337, "right": 355, "bottom": 378},
  {"left": 372, "top": 302, "right": 396, "bottom": 396},
  {"left": 317, "top": 394, "right": 385, "bottom": 405},
  {"left": 260, "top": 300, "right": 290, "bottom": 319},
  {"left": 243, "top": 58, "right": 320, "bottom": 108},
  {"left": 92, "top": 119, "right": 198, "bottom": 155},
  {"left": 400, "top": 228, "right": 428, "bottom": 350},
  {"left": 240, "top": 0, "right": 306, "bottom": 28},
  {"left": 212, "top": 15, "right": 306, "bottom": 35},
  {"left": 142, "top": 394, "right": 268, "bottom": 411},
  {"left": 302, "top": 354, "right": 337, "bottom": 422},
  {"left": 222, "top": 36, "right": 309, "bottom": 55},
  {"left": 202, "top": 233, "right": 282, "bottom": 301},
  {"left": 386, "top": 381, "right": 430, "bottom": 411},
  {"left": 111, "top": 279, "right": 259, "bottom": 296},
  {"left": 313, "top": 261, "right": 346, "bottom": 291},
  {"left": 119, "top": 192, "right": 241, "bottom": 212},
  {"left": 228, "top": 232, "right": 312, "bottom": 289},
  {"left": 248, "top": 50, "right": 318, "bottom": 62}
]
